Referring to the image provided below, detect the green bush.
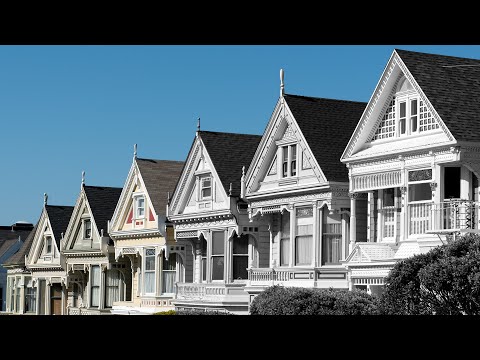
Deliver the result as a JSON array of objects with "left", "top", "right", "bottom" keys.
[
  {"left": 249, "top": 285, "right": 381, "bottom": 315},
  {"left": 380, "top": 233, "right": 480, "bottom": 315},
  {"left": 153, "top": 309, "right": 176, "bottom": 315}
]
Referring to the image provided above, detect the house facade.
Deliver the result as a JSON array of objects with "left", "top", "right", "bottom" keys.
[
  {"left": 341, "top": 49, "right": 480, "bottom": 295},
  {"left": 61, "top": 179, "right": 124, "bottom": 315},
  {"left": 243, "top": 75, "right": 367, "bottom": 306},
  {"left": 169, "top": 130, "right": 262, "bottom": 314},
  {"left": 24, "top": 198, "right": 74, "bottom": 315},
  {"left": 3, "top": 225, "right": 37, "bottom": 314},
  {"left": 0, "top": 222, "right": 33, "bottom": 312},
  {"left": 108, "top": 151, "right": 184, "bottom": 315}
]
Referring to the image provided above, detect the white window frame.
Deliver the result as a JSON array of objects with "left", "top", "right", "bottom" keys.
[
  {"left": 83, "top": 218, "right": 92, "bottom": 239},
  {"left": 280, "top": 144, "right": 298, "bottom": 178},
  {"left": 133, "top": 194, "right": 145, "bottom": 220},
  {"left": 295, "top": 207, "right": 313, "bottom": 266},
  {"left": 407, "top": 168, "right": 434, "bottom": 237},
  {"left": 396, "top": 92, "right": 419, "bottom": 137},
  {"left": 210, "top": 231, "right": 225, "bottom": 282},
  {"left": 143, "top": 248, "right": 156, "bottom": 295},
  {"left": 200, "top": 176, "right": 212, "bottom": 200},
  {"left": 45, "top": 236, "right": 52, "bottom": 255}
]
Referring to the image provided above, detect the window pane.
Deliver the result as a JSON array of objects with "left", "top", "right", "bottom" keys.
[
  {"left": 202, "top": 258, "right": 207, "bottom": 281},
  {"left": 162, "top": 270, "right": 175, "bottom": 293},
  {"left": 145, "top": 254, "right": 156, "bottom": 271},
  {"left": 291, "top": 145, "right": 297, "bottom": 176},
  {"left": 144, "top": 272, "right": 155, "bottom": 294},
  {"left": 211, "top": 257, "right": 224, "bottom": 280},
  {"left": 46, "top": 237, "right": 52, "bottom": 253},
  {"left": 203, "top": 178, "right": 211, "bottom": 188},
  {"left": 91, "top": 265, "right": 100, "bottom": 286},
  {"left": 400, "top": 102, "right": 406, "bottom": 117},
  {"left": 163, "top": 253, "right": 177, "bottom": 270},
  {"left": 281, "top": 213, "right": 290, "bottom": 239},
  {"left": 282, "top": 146, "right": 288, "bottom": 177},
  {"left": 295, "top": 235, "right": 312, "bottom": 265},
  {"left": 212, "top": 232, "right": 224, "bottom": 255},
  {"left": 202, "top": 187, "right": 211, "bottom": 198},
  {"left": 105, "top": 270, "right": 120, "bottom": 307},
  {"left": 408, "top": 183, "right": 432, "bottom": 202},
  {"left": 201, "top": 239, "right": 207, "bottom": 256},
  {"left": 411, "top": 99, "right": 418, "bottom": 115},
  {"left": 233, "top": 256, "right": 248, "bottom": 280},
  {"left": 383, "top": 188, "right": 395, "bottom": 207},
  {"left": 233, "top": 235, "right": 248, "bottom": 254},
  {"left": 280, "top": 238, "right": 290, "bottom": 266}
]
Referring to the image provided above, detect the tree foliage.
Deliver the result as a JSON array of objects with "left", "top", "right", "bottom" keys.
[
  {"left": 250, "top": 285, "right": 380, "bottom": 315},
  {"left": 380, "top": 233, "right": 480, "bottom": 315}
]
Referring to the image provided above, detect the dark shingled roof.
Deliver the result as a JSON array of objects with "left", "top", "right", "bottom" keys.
[
  {"left": 0, "top": 228, "right": 32, "bottom": 258},
  {"left": 284, "top": 94, "right": 367, "bottom": 182},
  {"left": 83, "top": 186, "right": 122, "bottom": 236},
  {"left": 199, "top": 131, "right": 262, "bottom": 197},
  {"left": 396, "top": 49, "right": 480, "bottom": 142},
  {"left": 136, "top": 159, "right": 185, "bottom": 217},
  {"left": 2, "top": 224, "right": 37, "bottom": 267},
  {"left": 45, "top": 205, "right": 74, "bottom": 249}
]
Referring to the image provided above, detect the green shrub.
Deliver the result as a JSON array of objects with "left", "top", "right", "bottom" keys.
[
  {"left": 380, "top": 233, "right": 480, "bottom": 315},
  {"left": 153, "top": 309, "right": 176, "bottom": 315},
  {"left": 249, "top": 285, "right": 380, "bottom": 315}
]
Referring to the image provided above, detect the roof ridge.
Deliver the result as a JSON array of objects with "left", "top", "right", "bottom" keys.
[
  {"left": 198, "top": 130, "right": 262, "bottom": 137},
  {"left": 284, "top": 93, "right": 367, "bottom": 104},
  {"left": 395, "top": 48, "right": 480, "bottom": 62},
  {"left": 136, "top": 157, "right": 185, "bottom": 163},
  {"left": 83, "top": 185, "right": 123, "bottom": 190}
]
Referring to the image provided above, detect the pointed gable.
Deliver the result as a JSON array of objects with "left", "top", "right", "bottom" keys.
[
  {"left": 284, "top": 94, "right": 367, "bottom": 182},
  {"left": 199, "top": 131, "right": 262, "bottom": 197},
  {"left": 83, "top": 186, "right": 122, "bottom": 235},
  {"left": 136, "top": 159, "right": 184, "bottom": 217},
  {"left": 395, "top": 49, "right": 480, "bottom": 142},
  {"left": 45, "top": 205, "right": 74, "bottom": 249},
  {"left": 2, "top": 224, "right": 37, "bottom": 267}
]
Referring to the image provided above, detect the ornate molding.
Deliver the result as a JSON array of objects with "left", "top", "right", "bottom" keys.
[
  {"left": 176, "top": 230, "right": 198, "bottom": 239},
  {"left": 171, "top": 143, "right": 200, "bottom": 213},
  {"left": 175, "top": 218, "right": 237, "bottom": 230},
  {"left": 249, "top": 192, "right": 335, "bottom": 209},
  {"left": 352, "top": 170, "right": 402, "bottom": 192}
]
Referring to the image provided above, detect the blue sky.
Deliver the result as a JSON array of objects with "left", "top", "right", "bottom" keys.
[{"left": 1, "top": 45, "right": 480, "bottom": 225}]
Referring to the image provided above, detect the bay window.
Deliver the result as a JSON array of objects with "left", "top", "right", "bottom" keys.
[
  {"left": 322, "top": 211, "right": 342, "bottom": 265},
  {"left": 162, "top": 253, "right": 177, "bottom": 294},
  {"left": 232, "top": 235, "right": 248, "bottom": 280},
  {"left": 295, "top": 207, "right": 313, "bottom": 266},
  {"left": 144, "top": 248, "right": 156, "bottom": 294},
  {"left": 280, "top": 212, "right": 290, "bottom": 266},
  {"left": 90, "top": 265, "right": 100, "bottom": 307},
  {"left": 211, "top": 231, "right": 224, "bottom": 281}
]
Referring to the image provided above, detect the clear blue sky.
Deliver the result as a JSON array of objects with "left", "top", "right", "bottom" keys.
[{"left": 1, "top": 45, "right": 480, "bottom": 225}]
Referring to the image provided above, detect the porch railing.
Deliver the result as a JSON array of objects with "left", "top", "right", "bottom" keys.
[
  {"left": 409, "top": 203, "right": 432, "bottom": 235},
  {"left": 248, "top": 267, "right": 316, "bottom": 286},
  {"left": 431, "top": 200, "right": 479, "bottom": 231},
  {"left": 175, "top": 283, "right": 226, "bottom": 300}
]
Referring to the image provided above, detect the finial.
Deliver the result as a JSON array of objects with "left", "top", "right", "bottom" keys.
[
  {"left": 167, "top": 191, "right": 170, "bottom": 205},
  {"left": 242, "top": 166, "right": 245, "bottom": 176},
  {"left": 197, "top": 117, "right": 201, "bottom": 132},
  {"left": 229, "top": 183, "right": 232, "bottom": 196},
  {"left": 134, "top": 143, "right": 137, "bottom": 160},
  {"left": 44, "top": 193, "right": 48, "bottom": 206},
  {"left": 280, "top": 68, "right": 284, "bottom": 97},
  {"left": 101, "top": 229, "right": 104, "bottom": 237},
  {"left": 81, "top": 171, "right": 85, "bottom": 188}
]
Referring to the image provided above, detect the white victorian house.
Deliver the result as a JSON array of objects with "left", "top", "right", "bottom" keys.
[
  {"left": 168, "top": 129, "right": 262, "bottom": 314},
  {"left": 25, "top": 196, "right": 74, "bottom": 315},
  {"left": 61, "top": 176, "right": 124, "bottom": 315},
  {"left": 243, "top": 72, "right": 367, "bottom": 306},
  {"left": 341, "top": 49, "right": 480, "bottom": 295},
  {"left": 108, "top": 149, "right": 184, "bottom": 315}
]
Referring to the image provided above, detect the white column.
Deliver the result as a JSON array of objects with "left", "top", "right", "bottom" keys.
[
  {"left": 349, "top": 193, "right": 357, "bottom": 253},
  {"left": 99, "top": 265, "right": 106, "bottom": 310},
  {"left": 400, "top": 187, "right": 406, "bottom": 241},
  {"left": 206, "top": 231, "right": 211, "bottom": 282},
  {"left": 318, "top": 206, "right": 323, "bottom": 265},
  {"left": 35, "top": 280, "right": 40, "bottom": 315},
  {"left": 289, "top": 206, "right": 295, "bottom": 267},
  {"left": 367, "top": 192, "right": 373, "bottom": 242},
  {"left": 268, "top": 221, "right": 274, "bottom": 267},
  {"left": 224, "top": 230, "right": 230, "bottom": 283},
  {"left": 61, "top": 282, "right": 66, "bottom": 315},
  {"left": 156, "top": 251, "right": 162, "bottom": 296},
  {"left": 377, "top": 190, "right": 383, "bottom": 242},
  {"left": 311, "top": 202, "right": 317, "bottom": 267},
  {"left": 194, "top": 242, "right": 202, "bottom": 283},
  {"left": 46, "top": 281, "right": 51, "bottom": 315}
]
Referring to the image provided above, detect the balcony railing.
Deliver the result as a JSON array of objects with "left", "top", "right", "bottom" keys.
[
  {"left": 175, "top": 283, "right": 227, "bottom": 300},
  {"left": 431, "top": 199, "right": 479, "bottom": 232},
  {"left": 248, "top": 267, "right": 317, "bottom": 286}
]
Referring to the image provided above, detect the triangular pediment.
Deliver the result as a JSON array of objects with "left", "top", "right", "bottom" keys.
[
  {"left": 27, "top": 209, "right": 61, "bottom": 266},
  {"left": 63, "top": 190, "right": 101, "bottom": 251},
  {"left": 245, "top": 98, "right": 327, "bottom": 196},
  {"left": 342, "top": 50, "right": 456, "bottom": 162},
  {"left": 169, "top": 136, "right": 229, "bottom": 217},
  {"left": 109, "top": 160, "right": 158, "bottom": 234}
]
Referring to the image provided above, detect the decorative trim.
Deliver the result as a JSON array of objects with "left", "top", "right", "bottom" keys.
[
  {"left": 352, "top": 171, "right": 402, "bottom": 192},
  {"left": 172, "top": 144, "right": 200, "bottom": 213},
  {"left": 176, "top": 230, "right": 198, "bottom": 239},
  {"left": 174, "top": 217, "right": 237, "bottom": 230},
  {"left": 408, "top": 169, "right": 432, "bottom": 182}
]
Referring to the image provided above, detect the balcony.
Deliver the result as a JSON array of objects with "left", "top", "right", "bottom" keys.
[{"left": 429, "top": 199, "right": 479, "bottom": 233}]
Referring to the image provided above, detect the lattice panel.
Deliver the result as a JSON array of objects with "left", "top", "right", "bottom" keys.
[
  {"left": 372, "top": 99, "right": 396, "bottom": 141},
  {"left": 419, "top": 100, "right": 439, "bottom": 132}
]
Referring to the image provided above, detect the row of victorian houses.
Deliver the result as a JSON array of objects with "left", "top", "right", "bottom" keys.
[{"left": 3, "top": 48, "right": 480, "bottom": 315}]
